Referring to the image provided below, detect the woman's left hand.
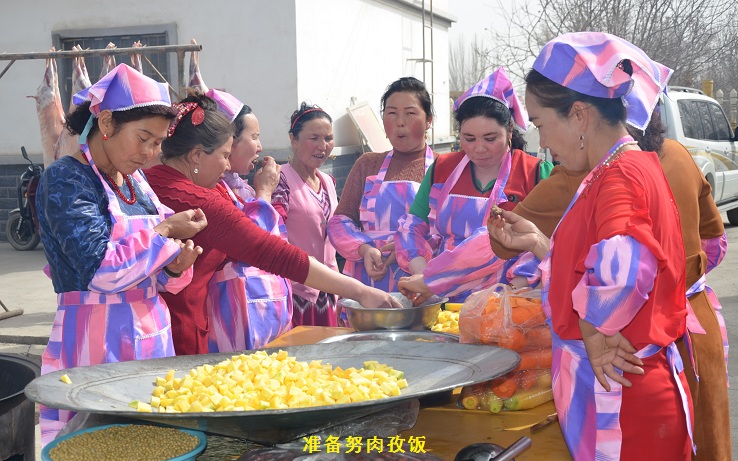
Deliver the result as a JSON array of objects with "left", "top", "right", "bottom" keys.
[
  {"left": 578, "top": 318, "right": 644, "bottom": 391},
  {"left": 488, "top": 210, "right": 550, "bottom": 259},
  {"left": 165, "top": 239, "right": 203, "bottom": 275},
  {"left": 397, "top": 274, "right": 432, "bottom": 306},
  {"left": 380, "top": 242, "right": 396, "bottom": 268}
]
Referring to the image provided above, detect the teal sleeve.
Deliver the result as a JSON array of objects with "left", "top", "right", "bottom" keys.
[
  {"left": 407, "top": 162, "right": 435, "bottom": 223},
  {"left": 538, "top": 160, "right": 554, "bottom": 181}
]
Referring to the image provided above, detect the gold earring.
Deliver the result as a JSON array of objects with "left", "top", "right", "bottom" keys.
[{"left": 579, "top": 134, "right": 584, "bottom": 150}]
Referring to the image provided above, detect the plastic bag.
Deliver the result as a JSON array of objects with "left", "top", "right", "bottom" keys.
[
  {"left": 459, "top": 369, "right": 553, "bottom": 412},
  {"left": 457, "top": 284, "right": 554, "bottom": 411},
  {"left": 459, "top": 284, "right": 549, "bottom": 351}
]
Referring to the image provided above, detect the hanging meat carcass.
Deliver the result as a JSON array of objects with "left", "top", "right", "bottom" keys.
[
  {"left": 29, "top": 48, "right": 65, "bottom": 167},
  {"left": 100, "top": 42, "right": 117, "bottom": 78},
  {"left": 130, "top": 40, "right": 144, "bottom": 73},
  {"left": 54, "top": 44, "right": 92, "bottom": 160},
  {"left": 188, "top": 38, "right": 209, "bottom": 94}
]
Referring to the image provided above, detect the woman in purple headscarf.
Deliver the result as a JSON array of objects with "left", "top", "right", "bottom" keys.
[
  {"left": 36, "top": 64, "right": 207, "bottom": 445},
  {"left": 490, "top": 32, "right": 693, "bottom": 460}
]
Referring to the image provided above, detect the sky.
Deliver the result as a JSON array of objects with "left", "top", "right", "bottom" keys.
[{"left": 447, "top": 0, "right": 504, "bottom": 45}]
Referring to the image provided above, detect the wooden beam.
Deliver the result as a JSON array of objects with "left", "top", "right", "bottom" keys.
[{"left": 0, "top": 44, "right": 202, "bottom": 61}]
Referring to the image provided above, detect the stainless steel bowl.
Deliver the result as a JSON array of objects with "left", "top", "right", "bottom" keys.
[
  {"left": 318, "top": 330, "right": 459, "bottom": 343},
  {"left": 339, "top": 293, "right": 448, "bottom": 331}
]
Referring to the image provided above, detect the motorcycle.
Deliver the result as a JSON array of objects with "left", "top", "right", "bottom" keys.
[{"left": 6, "top": 146, "right": 43, "bottom": 251}]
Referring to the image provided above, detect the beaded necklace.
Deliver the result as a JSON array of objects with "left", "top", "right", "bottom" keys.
[
  {"left": 103, "top": 172, "right": 137, "bottom": 205},
  {"left": 580, "top": 138, "right": 639, "bottom": 198}
]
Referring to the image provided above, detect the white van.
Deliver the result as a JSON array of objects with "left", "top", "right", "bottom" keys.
[{"left": 658, "top": 87, "right": 738, "bottom": 223}]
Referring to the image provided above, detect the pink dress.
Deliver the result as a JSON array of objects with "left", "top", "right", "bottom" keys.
[{"left": 273, "top": 165, "right": 339, "bottom": 326}]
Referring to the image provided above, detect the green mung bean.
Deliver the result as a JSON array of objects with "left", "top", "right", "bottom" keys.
[{"left": 48, "top": 424, "right": 199, "bottom": 461}]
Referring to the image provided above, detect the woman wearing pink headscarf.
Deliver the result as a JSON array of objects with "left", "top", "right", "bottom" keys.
[
  {"left": 490, "top": 32, "right": 693, "bottom": 460},
  {"left": 396, "top": 67, "right": 553, "bottom": 304},
  {"left": 36, "top": 64, "right": 207, "bottom": 445},
  {"left": 203, "top": 89, "right": 292, "bottom": 351}
]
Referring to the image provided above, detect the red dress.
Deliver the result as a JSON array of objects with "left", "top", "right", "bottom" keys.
[{"left": 549, "top": 149, "right": 692, "bottom": 460}]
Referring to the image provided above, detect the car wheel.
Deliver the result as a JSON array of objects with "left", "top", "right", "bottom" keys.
[
  {"left": 5, "top": 210, "right": 40, "bottom": 251},
  {"left": 727, "top": 208, "right": 738, "bottom": 226}
]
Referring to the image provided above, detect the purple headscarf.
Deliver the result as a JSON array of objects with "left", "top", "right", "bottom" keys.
[
  {"left": 532, "top": 32, "right": 672, "bottom": 130},
  {"left": 453, "top": 67, "right": 528, "bottom": 131}
]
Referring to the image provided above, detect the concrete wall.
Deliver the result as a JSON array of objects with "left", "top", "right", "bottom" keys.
[
  {"left": 0, "top": 0, "right": 300, "bottom": 164},
  {"left": 0, "top": 0, "right": 455, "bottom": 240},
  {"left": 294, "top": 0, "right": 453, "bottom": 153}
]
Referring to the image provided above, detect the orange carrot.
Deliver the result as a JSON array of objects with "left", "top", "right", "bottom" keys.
[
  {"left": 482, "top": 326, "right": 526, "bottom": 350},
  {"left": 519, "top": 369, "right": 547, "bottom": 390},
  {"left": 510, "top": 305, "right": 546, "bottom": 327},
  {"left": 491, "top": 373, "right": 519, "bottom": 398},
  {"left": 515, "top": 348, "right": 553, "bottom": 371},
  {"left": 523, "top": 326, "right": 552, "bottom": 351},
  {"left": 484, "top": 296, "right": 502, "bottom": 315}
]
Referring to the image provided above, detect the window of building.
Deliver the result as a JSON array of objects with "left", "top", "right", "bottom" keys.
[{"left": 53, "top": 25, "right": 176, "bottom": 112}]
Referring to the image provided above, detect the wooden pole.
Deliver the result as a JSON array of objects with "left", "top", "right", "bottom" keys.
[
  {"left": 142, "top": 54, "right": 178, "bottom": 100},
  {"left": 0, "top": 44, "right": 201, "bottom": 61},
  {"left": 0, "top": 60, "right": 15, "bottom": 80}
]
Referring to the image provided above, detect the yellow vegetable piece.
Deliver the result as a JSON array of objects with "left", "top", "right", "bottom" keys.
[
  {"left": 60, "top": 374, "right": 72, "bottom": 384},
  {"left": 143, "top": 351, "right": 408, "bottom": 413}
]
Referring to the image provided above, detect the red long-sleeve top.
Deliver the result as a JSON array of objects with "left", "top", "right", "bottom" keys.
[{"left": 145, "top": 164, "right": 310, "bottom": 355}]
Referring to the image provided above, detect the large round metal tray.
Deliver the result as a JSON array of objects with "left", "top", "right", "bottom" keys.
[
  {"left": 319, "top": 330, "right": 459, "bottom": 343},
  {"left": 25, "top": 341, "right": 518, "bottom": 445}
]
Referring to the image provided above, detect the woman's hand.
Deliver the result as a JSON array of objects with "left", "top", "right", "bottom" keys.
[
  {"left": 359, "top": 244, "right": 387, "bottom": 281},
  {"left": 156, "top": 208, "right": 208, "bottom": 239},
  {"left": 356, "top": 286, "right": 403, "bottom": 309},
  {"left": 579, "top": 318, "right": 644, "bottom": 391},
  {"left": 488, "top": 210, "right": 550, "bottom": 259},
  {"left": 379, "top": 242, "right": 396, "bottom": 268},
  {"left": 408, "top": 256, "right": 428, "bottom": 276},
  {"left": 254, "top": 156, "right": 281, "bottom": 201},
  {"left": 165, "top": 239, "right": 203, "bottom": 275},
  {"left": 397, "top": 274, "right": 433, "bottom": 306}
]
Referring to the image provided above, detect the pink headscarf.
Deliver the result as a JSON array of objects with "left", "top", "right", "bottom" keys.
[
  {"left": 453, "top": 67, "right": 528, "bottom": 131},
  {"left": 532, "top": 32, "right": 672, "bottom": 130},
  {"left": 73, "top": 63, "right": 170, "bottom": 116},
  {"left": 206, "top": 89, "right": 244, "bottom": 122}
]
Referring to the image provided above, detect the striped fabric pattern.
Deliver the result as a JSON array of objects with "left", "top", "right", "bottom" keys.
[
  {"left": 533, "top": 32, "right": 672, "bottom": 130},
  {"left": 73, "top": 63, "right": 170, "bottom": 115},
  {"left": 206, "top": 181, "right": 292, "bottom": 352},
  {"left": 40, "top": 145, "right": 180, "bottom": 446},
  {"left": 329, "top": 148, "right": 433, "bottom": 291}
]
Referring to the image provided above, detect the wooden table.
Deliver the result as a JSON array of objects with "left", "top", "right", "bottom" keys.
[{"left": 264, "top": 326, "right": 572, "bottom": 460}]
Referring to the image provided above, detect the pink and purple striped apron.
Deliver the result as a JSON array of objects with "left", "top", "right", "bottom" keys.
[
  {"left": 206, "top": 181, "right": 292, "bottom": 352},
  {"left": 343, "top": 147, "right": 434, "bottom": 290},
  {"left": 421, "top": 151, "right": 511, "bottom": 301},
  {"left": 40, "top": 146, "right": 177, "bottom": 445}
]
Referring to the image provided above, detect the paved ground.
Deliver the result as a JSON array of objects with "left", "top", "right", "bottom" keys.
[{"left": 2, "top": 213, "right": 738, "bottom": 459}]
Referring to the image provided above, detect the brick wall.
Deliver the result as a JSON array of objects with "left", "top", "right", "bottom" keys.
[{"left": 0, "top": 164, "right": 24, "bottom": 242}]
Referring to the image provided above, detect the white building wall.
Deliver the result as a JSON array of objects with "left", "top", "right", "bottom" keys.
[
  {"left": 0, "top": 0, "right": 299, "bottom": 163},
  {"left": 0, "top": 0, "right": 453, "bottom": 163},
  {"left": 295, "top": 0, "right": 453, "bottom": 151}
]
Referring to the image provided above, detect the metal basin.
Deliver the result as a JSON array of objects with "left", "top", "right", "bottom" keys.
[
  {"left": 340, "top": 293, "right": 448, "bottom": 331},
  {"left": 25, "top": 341, "right": 519, "bottom": 444},
  {"left": 0, "top": 353, "right": 40, "bottom": 415},
  {"left": 319, "top": 330, "right": 459, "bottom": 343}
]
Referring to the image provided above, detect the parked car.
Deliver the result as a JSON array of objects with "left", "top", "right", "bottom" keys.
[{"left": 658, "top": 87, "right": 738, "bottom": 223}]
